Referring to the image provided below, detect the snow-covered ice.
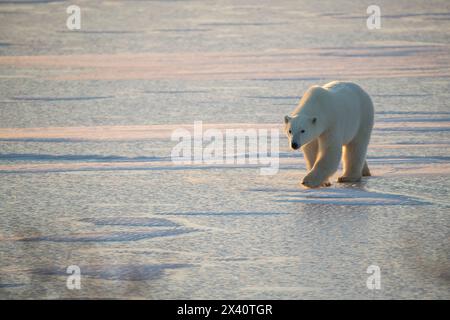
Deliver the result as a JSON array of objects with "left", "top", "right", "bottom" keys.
[{"left": 0, "top": 0, "right": 449, "bottom": 299}]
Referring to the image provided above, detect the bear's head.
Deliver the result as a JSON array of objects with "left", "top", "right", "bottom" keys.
[{"left": 284, "top": 114, "right": 321, "bottom": 150}]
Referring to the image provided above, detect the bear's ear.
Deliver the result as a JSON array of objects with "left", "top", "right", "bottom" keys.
[
  {"left": 312, "top": 117, "right": 317, "bottom": 124},
  {"left": 284, "top": 115, "right": 291, "bottom": 124}
]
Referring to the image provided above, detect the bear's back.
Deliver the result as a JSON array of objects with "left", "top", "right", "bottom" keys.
[{"left": 323, "top": 81, "right": 361, "bottom": 94}]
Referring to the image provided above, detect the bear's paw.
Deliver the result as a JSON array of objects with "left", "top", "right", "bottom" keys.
[
  {"left": 301, "top": 176, "right": 331, "bottom": 188},
  {"left": 337, "top": 176, "right": 362, "bottom": 183}
]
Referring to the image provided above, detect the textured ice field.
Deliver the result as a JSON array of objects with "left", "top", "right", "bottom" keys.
[{"left": 0, "top": 0, "right": 449, "bottom": 299}]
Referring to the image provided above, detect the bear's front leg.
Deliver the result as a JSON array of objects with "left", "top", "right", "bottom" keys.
[{"left": 301, "top": 144, "right": 342, "bottom": 188}]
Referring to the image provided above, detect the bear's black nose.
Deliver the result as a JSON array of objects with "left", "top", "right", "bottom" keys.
[{"left": 291, "top": 142, "right": 299, "bottom": 150}]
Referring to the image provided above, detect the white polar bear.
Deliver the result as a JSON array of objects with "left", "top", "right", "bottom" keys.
[{"left": 284, "top": 81, "right": 374, "bottom": 188}]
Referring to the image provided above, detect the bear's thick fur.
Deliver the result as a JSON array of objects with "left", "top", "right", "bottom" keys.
[{"left": 284, "top": 81, "right": 374, "bottom": 188}]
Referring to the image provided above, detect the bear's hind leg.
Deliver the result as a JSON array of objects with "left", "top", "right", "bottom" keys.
[{"left": 338, "top": 142, "right": 367, "bottom": 183}]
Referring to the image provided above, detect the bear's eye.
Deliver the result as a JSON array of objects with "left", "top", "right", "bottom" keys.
[
  {"left": 288, "top": 129, "right": 292, "bottom": 134},
  {"left": 300, "top": 130, "right": 305, "bottom": 133}
]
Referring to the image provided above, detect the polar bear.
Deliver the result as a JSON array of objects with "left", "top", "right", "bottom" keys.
[{"left": 284, "top": 81, "right": 374, "bottom": 188}]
